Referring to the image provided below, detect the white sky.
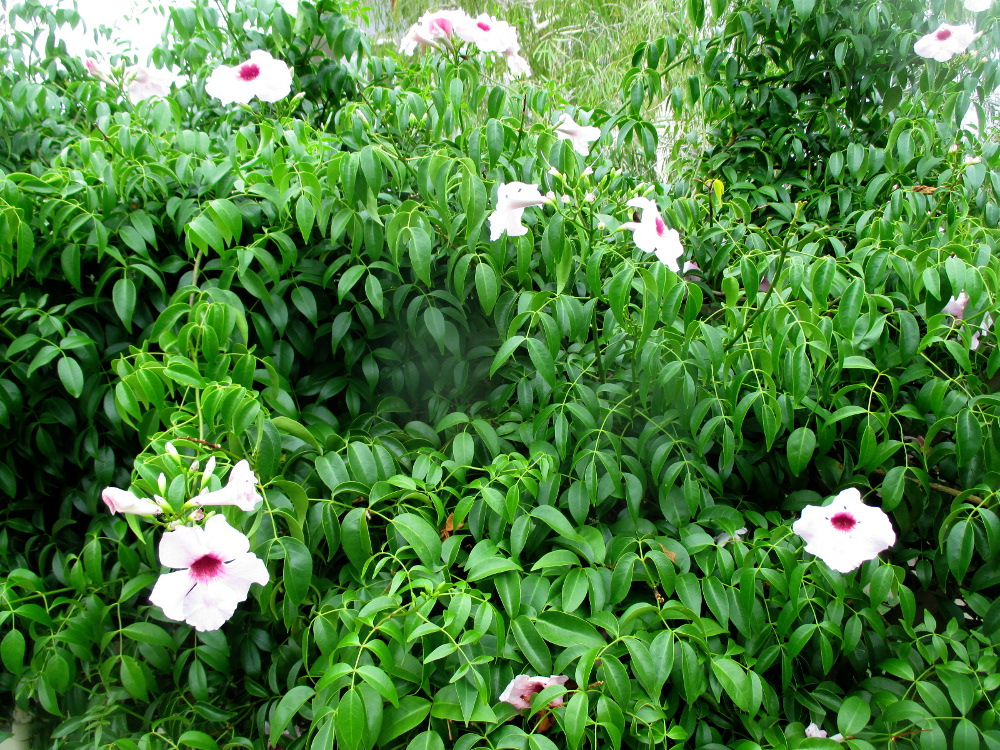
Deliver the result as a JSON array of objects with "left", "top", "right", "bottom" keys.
[{"left": 59, "top": 0, "right": 176, "bottom": 63}]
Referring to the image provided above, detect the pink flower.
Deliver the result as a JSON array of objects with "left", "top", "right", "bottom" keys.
[
  {"left": 205, "top": 50, "right": 293, "bottom": 105},
  {"left": 489, "top": 182, "right": 550, "bottom": 240},
  {"left": 792, "top": 488, "right": 896, "bottom": 573},
  {"left": 460, "top": 13, "right": 521, "bottom": 54},
  {"left": 499, "top": 675, "right": 569, "bottom": 710},
  {"left": 554, "top": 114, "right": 601, "bottom": 156},
  {"left": 805, "top": 722, "right": 844, "bottom": 742},
  {"left": 102, "top": 487, "right": 163, "bottom": 516},
  {"left": 126, "top": 66, "right": 170, "bottom": 103},
  {"left": 399, "top": 9, "right": 474, "bottom": 54},
  {"left": 914, "top": 24, "right": 980, "bottom": 61},
  {"left": 943, "top": 291, "right": 970, "bottom": 319},
  {"left": 759, "top": 277, "right": 771, "bottom": 293},
  {"left": 192, "top": 460, "right": 263, "bottom": 512},
  {"left": 682, "top": 260, "right": 701, "bottom": 274},
  {"left": 149, "top": 515, "right": 269, "bottom": 631},
  {"left": 84, "top": 57, "right": 112, "bottom": 84},
  {"left": 621, "top": 197, "right": 683, "bottom": 272}
]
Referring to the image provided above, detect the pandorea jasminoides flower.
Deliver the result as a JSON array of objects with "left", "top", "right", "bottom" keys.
[
  {"left": 399, "top": 9, "right": 473, "bottom": 54},
  {"left": 489, "top": 182, "right": 550, "bottom": 240},
  {"left": 193, "top": 459, "right": 263, "bottom": 512},
  {"left": 504, "top": 51, "right": 532, "bottom": 78},
  {"left": 914, "top": 24, "right": 981, "bottom": 61},
  {"left": 205, "top": 50, "right": 293, "bottom": 104},
  {"left": 943, "top": 291, "right": 970, "bottom": 319},
  {"left": 792, "top": 488, "right": 896, "bottom": 573},
  {"left": 126, "top": 66, "right": 170, "bottom": 102},
  {"left": 805, "top": 723, "right": 844, "bottom": 742},
  {"left": 102, "top": 487, "right": 162, "bottom": 516},
  {"left": 149, "top": 515, "right": 269, "bottom": 631},
  {"left": 554, "top": 114, "right": 601, "bottom": 156},
  {"left": 499, "top": 675, "right": 569, "bottom": 710},
  {"left": 461, "top": 13, "right": 521, "bottom": 54},
  {"left": 621, "top": 197, "right": 683, "bottom": 272},
  {"left": 966, "top": 0, "right": 991, "bottom": 11}
]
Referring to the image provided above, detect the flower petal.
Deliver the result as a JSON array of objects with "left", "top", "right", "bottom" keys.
[
  {"left": 149, "top": 568, "right": 196, "bottom": 621},
  {"left": 158, "top": 524, "right": 210, "bottom": 569}
]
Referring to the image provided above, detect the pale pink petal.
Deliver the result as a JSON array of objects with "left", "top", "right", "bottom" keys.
[
  {"left": 203, "top": 514, "right": 252, "bottom": 560},
  {"left": 499, "top": 675, "right": 546, "bottom": 710},
  {"left": 158, "top": 524, "right": 210, "bottom": 568},
  {"left": 149, "top": 568, "right": 197, "bottom": 621},
  {"left": 943, "top": 291, "right": 969, "bottom": 319},
  {"left": 555, "top": 114, "right": 601, "bottom": 156},
  {"left": 914, "top": 24, "right": 980, "bottom": 62},
  {"left": 206, "top": 50, "right": 293, "bottom": 105},
  {"left": 805, "top": 723, "right": 827, "bottom": 738},
  {"left": 102, "top": 487, "right": 162, "bottom": 516},
  {"left": 489, "top": 182, "right": 549, "bottom": 240},
  {"left": 177, "top": 578, "right": 244, "bottom": 631},
  {"left": 542, "top": 675, "right": 570, "bottom": 706}
]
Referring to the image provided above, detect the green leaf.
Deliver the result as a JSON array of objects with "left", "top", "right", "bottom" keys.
[
  {"left": 946, "top": 519, "right": 974, "bottom": 584},
  {"left": 1, "top": 629, "right": 25, "bottom": 675},
  {"left": 279, "top": 537, "right": 312, "bottom": 607},
  {"left": 269, "top": 685, "right": 314, "bottom": 746},
  {"left": 335, "top": 686, "right": 367, "bottom": 750},
  {"left": 786, "top": 426, "right": 816, "bottom": 477},
  {"left": 407, "top": 225, "right": 433, "bottom": 286},
  {"left": 120, "top": 654, "right": 148, "bottom": 701},
  {"left": 391, "top": 512, "right": 442, "bottom": 569},
  {"left": 113, "top": 277, "right": 137, "bottom": 331},
  {"left": 838, "top": 695, "right": 871, "bottom": 736},
  {"left": 177, "top": 731, "right": 219, "bottom": 750},
  {"left": 563, "top": 690, "right": 589, "bottom": 750},
  {"left": 475, "top": 262, "right": 499, "bottom": 315},
  {"left": 356, "top": 664, "right": 399, "bottom": 706},
  {"left": 406, "top": 730, "right": 445, "bottom": 750},
  {"left": 57, "top": 356, "right": 84, "bottom": 398},
  {"left": 379, "top": 696, "right": 432, "bottom": 744},
  {"left": 711, "top": 657, "right": 751, "bottom": 711},
  {"left": 512, "top": 615, "right": 552, "bottom": 673}
]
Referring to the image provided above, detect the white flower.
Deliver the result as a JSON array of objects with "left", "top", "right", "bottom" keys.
[
  {"left": 620, "top": 197, "right": 683, "bottom": 272},
  {"left": 193, "top": 459, "right": 263, "bottom": 512},
  {"left": 461, "top": 13, "right": 521, "bottom": 54},
  {"left": 126, "top": 65, "right": 170, "bottom": 103},
  {"left": 499, "top": 675, "right": 569, "bottom": 710},
  {"left": 682, "top": 260, "right": 701, "bottom": 274},
  {"left": 805, "top": 722, "right": 844, "bottom": 742},
  {"left": 489, "top": 182, "right": 550, "bottom": 240},
  {"left": 584, "top": 192, "right": 596, "bottom": 202},
  {"left": 101, "top": 487, "right": 162, "bottom": 516},
  {"left": 149, "top": 515, "right": 269, "bottom": 631},
  {"left": 399, "top": 9, "right": 473, "bottom": 54},
  {"left": 964, "top": 155, "right": 982, "bottom": 164},
  {"left": 914, "top": 24, "right": 981, "bottom": 61},
  {"left": 966, "top": 0, "right": 991, "bottom": 11},
  {"left": 943, "top": 291, "right": 969, "bottom": 319},
  {"left": 792, "top": 488, "right": 896, "bottom": 573},
  {"left": 205, "top": 50, "right": 293, "bottom": 104},
  {"left": 554, "top": 114, "right": 601, "bottom": 156},
  {"left": 560, "top": 194, "right": 571, "bottom": 204}
]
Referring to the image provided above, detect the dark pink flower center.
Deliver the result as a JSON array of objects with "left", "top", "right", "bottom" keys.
[
  {"left": 432, "top": 18, "right": 453, "bottom": 34},
  {"left": 189, "top": 554, "right": 224, "bottom": 581},
  {"left": 655, "top": 216, "right": 666, "bottom": 236},
  {"left": 519, "top": 681, "right": 545, "bottom": 701},
  {"left": 831, "top": 512, "right": 857, "bottom": 532},
  {"left": 478, "top": 21, "right": 491, "bottom": 31},
  {"left": 936, "top": 28, "right": 952, "bottom": 41},
  {"left": 239, "top": 63, "right": 261, "bottom": 81}
]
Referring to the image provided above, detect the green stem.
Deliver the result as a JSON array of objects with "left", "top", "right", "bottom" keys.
[{"left": 724, "top": 202, "right": 802, "bottom": 349}]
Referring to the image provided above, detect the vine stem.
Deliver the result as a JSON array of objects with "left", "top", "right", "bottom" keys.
[{"left": 724, "top": 201, "right": 802, "bottom": 349}]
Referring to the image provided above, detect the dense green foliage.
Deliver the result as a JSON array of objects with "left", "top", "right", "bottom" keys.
[{"left": 3, "top": 0, "right": 1000, "bottom": 748}]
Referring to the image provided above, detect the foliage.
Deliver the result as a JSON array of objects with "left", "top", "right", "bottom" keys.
[{"left": 3, "top": 0, "right": 1000, "bottom": 749}]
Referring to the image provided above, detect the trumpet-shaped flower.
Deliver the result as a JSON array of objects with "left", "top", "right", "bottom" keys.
[
  {"left": 149, "top": 515, "right": 269, "bottom": 631},
  {"left": 126, "top": 66, "right": 170, "bottom": 102},
  {"left": 489, "top": 182, "right": 550, "bottom": 240},
  {"left": 461, "top": 13, "right": 521, "bottom": 54},
  {"left": 792, "top": 488, "right": 896, "bottom": 573},
  {"left": 192, "top": 459, "right": 263, "bottom": 512},
  {"left": 943, "top": 291, "right": 970, "bottom": 319},
  {"left": 102, "top": 487, "right": 163, "bottom": 516},
  {"left": 205, "top": 50, "right": 293, "bottom": 104},
  {"left": 499, "top": 675, "right": 569, "bottom": 710},
  {"left": 621, "top": 197, "right": 683, "bottom": 271},
  {"left": 914, "top": 24, "right": 980, "bottom": 61},
  {"left": 554, "top": 114, "right": 601, "bottom": 156},
  {"left": 399, "top": 9, "right": 473, "bottom": 54}
]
